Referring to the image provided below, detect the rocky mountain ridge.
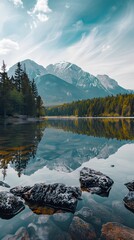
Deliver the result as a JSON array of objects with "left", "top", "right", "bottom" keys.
[{"left": 8, "top": 59, "right": 131, "bottom": 106}]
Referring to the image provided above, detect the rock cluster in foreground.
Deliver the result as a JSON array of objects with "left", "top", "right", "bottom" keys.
[
  {"left": 80, "top": 167, "right": 114, "bottom": 197},
  {"left": 10, "top": 183, "right": 82, "bottom": 213}
]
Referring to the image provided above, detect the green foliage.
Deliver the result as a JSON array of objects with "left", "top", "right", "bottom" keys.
[
  {"left": 46, "top": 94, "right": 134, "bottom": 117},
  {"left": 0, "top": 61, "right": 44, "bottom": 118}
]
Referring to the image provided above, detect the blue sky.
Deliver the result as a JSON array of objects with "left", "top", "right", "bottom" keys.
[{"left": 0, "top": 0, "right": 134, "bottom": 89}]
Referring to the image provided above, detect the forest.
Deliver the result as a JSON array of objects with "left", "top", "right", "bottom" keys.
[
  {"left": 0, "top": 61, "right": 44, "bottom": 118},
  {"left": 46, "top": 94, "right": 134, "bottom": 117}
]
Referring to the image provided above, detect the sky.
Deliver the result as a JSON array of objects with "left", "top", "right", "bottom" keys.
[{"left": 0, "top": 0, "right": 134, "bottom": 89}]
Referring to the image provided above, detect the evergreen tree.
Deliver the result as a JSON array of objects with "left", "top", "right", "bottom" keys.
[
  {"left": 0, "top": 61, "right": 44, "bottom": 118},
  {"left": 0, "top": 61, "right": 12, "bottom": 117},
  {"left": 14, "top": 62, "right": 23, "bottom": 92},
  {"left": 46, "top": 94, "right": 134, "bottom": 117},
  {"left": 32, "top": 79, "right": 38, "bottom": 99},
  {"left": 36, "top": 95, "right": 44, "bottom": 117}
]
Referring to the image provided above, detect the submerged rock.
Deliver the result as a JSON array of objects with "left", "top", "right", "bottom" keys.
[
  {"left": 0, "top": 181, "right": 10, "bottom": 188},
  {"left": 69, "top": 216, "right": 97, "bottom": 240},
  {"left": 101, "top": 222, "right": 134, "bottom": 240},
  {"left": 0, "top": 191, "right": 25, "bottom": 219},
  {"left": 75, "top": 207, "right": 93, "bottom": 221},
  {"left": 125, "top": 181, "right": 134, "bottom": 191},
  {"left": 124, "top": 181, "right": 134, "bottom": 213},
  {"left": 10, "top": 183, "right": 82, "bottom": 213},
  {"left": 123, "top": 191, "right": 134, "bottom": 213},
  {"left": 75, "top": 206, "right": 101, "bottom": 227},
  {"left": 2, "top": 227, "right": 30, "bottom": 240},
  {"left": 80, "top": 167, "right": 114, "bottom": 197}
]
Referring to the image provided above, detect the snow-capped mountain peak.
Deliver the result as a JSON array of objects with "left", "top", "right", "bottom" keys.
[
  {"left": 8, "top": 59, "right": 47, "bottom": 84},
  {"left": 8, "top": 59, "right": 130, "bottom": 106}
]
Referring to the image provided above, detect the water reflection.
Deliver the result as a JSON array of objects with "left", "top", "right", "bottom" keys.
[
  {"left": 0, "top": 119, "right": 133, "bottom": 178},
  {"left": 0, "top": 119, "right": 133, "bottom": 239},
  {"left": 46, "top": 118, "right": 134, "bottom": 140},
  {"left": 0, "top": 123, "right": 45, "bottom": 179}
]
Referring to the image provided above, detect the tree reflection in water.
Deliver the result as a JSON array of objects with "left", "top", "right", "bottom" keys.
[
  {"left": 0, "top": 118, "right": 133, "bottom": 179},
  {"left": 0, "top": 123, "right": 45, "bottom": 179}
]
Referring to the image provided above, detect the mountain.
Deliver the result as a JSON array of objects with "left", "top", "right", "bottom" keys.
[
  {"left": 37, "top": 74, "right": 87, "bottom": 106},
  {"left": 8, "top": 59, "right": 47, "bottom": 84},
  {"left": 97, "top": 74, "right": 129, "bottom": 95},
  {"left": 8, "top": 59, "right": 131, "bottom": 106},
  {"left": 46, "top": 62, "right": 109, "bottom": 98}
]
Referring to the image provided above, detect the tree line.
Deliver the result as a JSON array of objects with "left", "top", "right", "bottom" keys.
[
  {"left": 46, "top": 94, "right": 134, "bottom": 117},
  {"left": 0, "top": 61, "right": 44, "bottom": 118},
  {"left": 45, "top": 118, "right": 134, "bottom": 140}
]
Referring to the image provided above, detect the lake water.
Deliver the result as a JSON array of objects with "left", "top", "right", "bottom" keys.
[{"left": 0, "top": 118, "right": 134, "bottom": 239}]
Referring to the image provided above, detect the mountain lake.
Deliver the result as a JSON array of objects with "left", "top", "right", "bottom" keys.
[{"left": 0, "top": 118, "right": 134, "bottom": 239}]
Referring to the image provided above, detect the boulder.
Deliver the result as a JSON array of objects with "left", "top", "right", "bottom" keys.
[
  {"left": 123, "top": 191, "right": 134, "bottom": 213},
  {"left": 28, "top": 222, "right": 72, "bottom": 240},
  {"left": 85, "top": 197, "right": 112, "bottom": 223},
  {"left": 52, "top": 212, "right": 73, "bottom": 231},
  {"left": 101, "top": 222, "right": 134, "bottom": 240},
  {"left": 80, "top": 167, "right": 114, "bottom": 197},
  {"left": 0, "top": 191, "right": 25, "bottom": 219},
  {"left": 75, "top": 206, "right": 101, "bottom": 227},
  {"left": 75, "top": 207, "right": 93, "bottom": 222},
  {"left": 69, "top": 216, "right": 97, "bottom": 240},
  {"left": 125, "top": 181, "right": 134, "bottom": 191},
  {"left": 2, "top": 227, "right": 30, "bottom": 240},
  {"left": 10, "top": 183, "right": 82, "bottom": 213},
  {"left": 0, "top": 181, "right": 10, "bottom": 188},
  {"left": 10, "top": 186, "right": 31, "bottom": 196}
]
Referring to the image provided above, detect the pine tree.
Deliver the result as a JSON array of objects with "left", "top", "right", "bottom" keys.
[
  {"left": 32, "top": 79, "right": 38, "bottom": 99},
  {"left": 36, "top": 95, "right": 44, "bottom": 117},
  {"left": 14, "top": 62, "right": 23, "bottom": 92},
  {"left": 0, "top": 61, "right": 11, "bottom": 117}
]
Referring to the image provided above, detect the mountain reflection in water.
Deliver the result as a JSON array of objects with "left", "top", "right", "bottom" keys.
[
  {"left": 0, "top": 118, "right": 134, "bottom": 240},
  {"left": 0, "top": 118, "right": 133, "bottom": 178}
]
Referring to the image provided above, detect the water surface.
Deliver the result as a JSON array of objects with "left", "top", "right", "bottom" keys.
[{"left": 0, "top": 118, "right": 134, "bottom": 239}]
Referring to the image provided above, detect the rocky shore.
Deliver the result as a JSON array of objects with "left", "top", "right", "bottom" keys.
[{"left": 0, "top": 169, "right": 133, "bottom": 240}]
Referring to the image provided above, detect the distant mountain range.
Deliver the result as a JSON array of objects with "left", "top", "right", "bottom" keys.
[{"left": 8, "top": 59, "right": 132, "bottom": 106}]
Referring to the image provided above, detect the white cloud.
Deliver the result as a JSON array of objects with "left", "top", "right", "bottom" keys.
[
  {"left": 0, "top": 39, "right": 19, "bottom": 55},
  {"left": 36, "top": 13, "right": 49, "bottom": 22},
  {"left": 9, "top": 0, "right": 23, "bottom": 7},
  {"left": 33, "top": 0, "right": 52, "bottom": 14},
  {"left": 28, "top": 0, "right": 52, "bottom": 24}
]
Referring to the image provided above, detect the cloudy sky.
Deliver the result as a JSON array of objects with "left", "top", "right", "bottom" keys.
[{"left": 0, "top": 0, "right": 134, "bottom": 89}]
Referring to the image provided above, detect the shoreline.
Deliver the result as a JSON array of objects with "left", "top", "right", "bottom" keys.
[
  {"left": 0, "top": 116, "right": 43, "bottom": 125},
  {"left": 42, "top": 116, "right": 134, "bottom": 119}
]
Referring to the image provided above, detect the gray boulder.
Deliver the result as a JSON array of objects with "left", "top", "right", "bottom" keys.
[
  {"left": 80, "top": 167, "right": 114, "bottom": 197},
  {"left": 11, "top": 183, "right": 82, "bottom": 213},
  {"left": 123, "top": 191, "right": 134, "bottom": 213},
  {"left": 0, "top": 181, "right": 10, "bottom": 188},
  {"left": 124, "top": 181, "right": 134, "bottom": 213},
  {"left": 10, "top": 186, "right": 31, "bottom": 196},
  {"left": 125, "top": 181, "right": 134, "bottom": 191},
  {"left": 0, "top": 191, "right": 25, "bottom": 219}
]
